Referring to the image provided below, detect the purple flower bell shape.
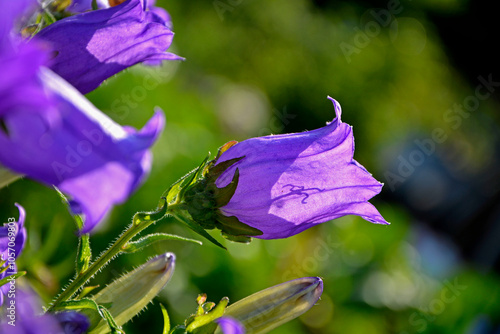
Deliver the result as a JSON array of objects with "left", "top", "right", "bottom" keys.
[
  {"left": 35, "top": 0, "right": 182, "bottom": 94},
  {"left": 179, "top": 97, "right": 388, "bottom": 241}
]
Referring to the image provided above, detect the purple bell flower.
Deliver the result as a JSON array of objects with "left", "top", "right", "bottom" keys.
[
  {"left": 206, "top": 97, "right": 388, "bottom": 240},
  {"left": 35, "top": 0, "right": 182, "bottom": 94},
  {"left": 216, "top": 317, "right": 245, "bottom": 334},
  {"left": 0, "top": 204, "right": 27, "bottom": 306},
  {"left": 0, "top": 0, "right": 165, "bottom": 233}
]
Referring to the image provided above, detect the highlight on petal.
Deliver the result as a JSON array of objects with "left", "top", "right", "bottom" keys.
[{"left": 35, "top": 0, "right": 182, "bottom": 94}]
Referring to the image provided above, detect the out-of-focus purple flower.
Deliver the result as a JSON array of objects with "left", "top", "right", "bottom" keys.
[
  {"left": 0, "top": 0, "right": 165, "bottom": 233},
  {"left": 208, "top": 97, "right": 388, "bottom": 240},
  {"left": 0, "top": 289, "right": 90, "bottom": 334},
  {"left": 36, "top": 0, "right": 181, "bottom": 94},
  {"left": 54, "top": 311, "right": 91, "bottom": 334},
  {"left": 0, "top": 204, "right": 27, "bottom": 306},
  {"left": 216, "top": 317, "right": 245, "bottom": 334}
]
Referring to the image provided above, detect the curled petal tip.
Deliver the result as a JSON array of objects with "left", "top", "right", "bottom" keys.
[
  {"left": 327, "top": 96, "right": 342, "bottom": 122},
  {"left": 14, "top": 203, "right": 26, "bottom": 226}
]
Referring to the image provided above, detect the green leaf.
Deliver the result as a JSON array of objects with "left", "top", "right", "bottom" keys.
[
  {"left": 0, "top": 271, "right": 26, "bottom": 287},
  {"left": 78, "top": 285, "right": 100, "bottom": 299},
  {"left": 122, "top": 233, "right": 202, "bottom": 253},
  {"left": 160, "top": 304, "right": 170, "bottom": 334},
  {"left": 76, "top": 233, "right": 92, "bottom": 274},
  {"left": 170, "top": 211, "right": 226, "bottom": 250}
]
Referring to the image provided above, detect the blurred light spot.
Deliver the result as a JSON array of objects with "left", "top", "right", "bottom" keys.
[
  {"left": 300, "top": 294, "right": 334, "bottom": 329},
  {"left": 216, "top": 85, "right": 270, "bottom": 136},
  {"left": 390, "top": 17, "right": 427, "bottom": 55}
]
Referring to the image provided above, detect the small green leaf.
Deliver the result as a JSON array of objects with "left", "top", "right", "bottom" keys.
[
  {"left": 170, "top": 211, "right": 226, "bottom": 250},
  {"left": 160, "top": 304, "right": 170, "bottom": 334},
  {"left": 0, "top": 271, "right": 26, "bottom": 287},
  {"left": 78, "top": 285, "right": 100, "bottom": 299},
  {"left": 122, "top": 233, "right": 202, "bottom": 253}
]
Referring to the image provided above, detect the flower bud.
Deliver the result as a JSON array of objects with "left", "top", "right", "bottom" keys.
[
  {"left": 88, "top": 253, "right": 175, "bottom": 333},
  {"left": 220, "top": 277, "right": 323, "bottom": 334}
]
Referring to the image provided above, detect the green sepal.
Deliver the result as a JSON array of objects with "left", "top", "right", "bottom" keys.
[
  {"left": 221, "top": 232, "right": 252, "bottom": 244},
  {"left": 91, "top": 0, "right": 99, "bottom": 10},
  {"left": 206, "top": 157, "right": 244, "bottom": 183},
  {"left": 185, "top": 297, "right": 229, "bottom": 333},
  {"left": 164, "top": 155, "right": 210, "bottom": 205},
  {"left": 160, "top": 304, "right": 170, "bottom": 334},
  {"left": 0, "top": 271, "right": 26, "bottom": 287},
  {"left": 216, "top": 213, "right": 263, "bottom": 237},
  {"left": 170, "top": 211, "right": 226, "bottom": 250},
  {"left": 122, "top": 233, "right": 202, "bottom": 253},
  {"left": 212, "top": 168, "right": 239, "bottom": 208}
]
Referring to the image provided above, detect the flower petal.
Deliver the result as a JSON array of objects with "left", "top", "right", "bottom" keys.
[
  {"left": 215, "top": 97, "right": 388, "bottom": 239},
  {"left": 35, "top": 0, "right": 182, "bottom": 94}
]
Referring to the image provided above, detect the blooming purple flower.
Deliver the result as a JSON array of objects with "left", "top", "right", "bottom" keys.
[
  {"left": 35, "top": 0, "right": 182, "bottom": 94},
  {"left": 0, "top": 0, "right": 165, "bottom": 233},
  {"left": 0, "top": 289, "right": 90, "bottom": 334},
  {"left": 0, "top": 204, "right": 27, "bottom": 306},
  {"left": 216, "top": 317, "right": 245, "bottom": 334},
  {"left": 211, "top": 97, "right": 388, "bottom": 239}
]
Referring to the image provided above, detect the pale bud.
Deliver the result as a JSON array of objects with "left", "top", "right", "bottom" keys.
[{"left": 88, "top": 253, "right": 175, "bottom": 333}]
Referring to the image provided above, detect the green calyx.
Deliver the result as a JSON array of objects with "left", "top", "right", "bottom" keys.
[{"left": 166, "top": 141, "right": 263, "bottom": 245}]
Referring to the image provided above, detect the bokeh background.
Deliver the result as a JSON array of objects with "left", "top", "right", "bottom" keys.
[{"left": 2, "top": 0, "right": 500, "bottom": 332}]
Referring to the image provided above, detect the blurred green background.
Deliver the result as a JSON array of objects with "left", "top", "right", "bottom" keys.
[{"left": 2, "top": 0, "right": 500, "bottom": 332}]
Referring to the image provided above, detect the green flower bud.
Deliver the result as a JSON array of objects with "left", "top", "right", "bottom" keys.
[
  {"left": 219, "top": 277, "right": 323, "bottom": 334},
  {"left": 88, "top": 253, "right": 175, "bottom": 333}
]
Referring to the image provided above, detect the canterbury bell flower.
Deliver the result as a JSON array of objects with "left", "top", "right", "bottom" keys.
[
  {"left": 177, "top": 97, "right": 388, "bottom": 241},
  {"left": 35, "top": 0, "right": 182, "bottom": 94},
  {"left": 0, "top": 0, "right": 165, "bottom": 233}
]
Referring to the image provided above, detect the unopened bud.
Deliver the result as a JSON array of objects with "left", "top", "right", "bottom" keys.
[
  {"left": 220, "top": 277, "right": 323, "bottom": 334},
  {"left": 89, "top": 253, "right": 175, "bottom": 333}
]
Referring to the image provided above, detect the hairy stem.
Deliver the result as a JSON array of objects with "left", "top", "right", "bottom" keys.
[{"left": 47, "top": 199, "right": 169, "bottom": 312}]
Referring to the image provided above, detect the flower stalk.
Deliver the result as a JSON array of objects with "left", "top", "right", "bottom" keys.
[{"left": 47, "top": 197, "right": 169, "bottom": 312}]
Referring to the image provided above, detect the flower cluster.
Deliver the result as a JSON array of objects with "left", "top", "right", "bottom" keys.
[
  {"left": 0, "top": 0, "right": 389, "bottom": 333},
  {"left": 0, "top": 0, "right": 178, "bottom": 233}
]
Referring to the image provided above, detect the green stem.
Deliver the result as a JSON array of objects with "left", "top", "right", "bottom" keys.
[{"left": 47, "top": 199, "right": 170, "bottom": 312}]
